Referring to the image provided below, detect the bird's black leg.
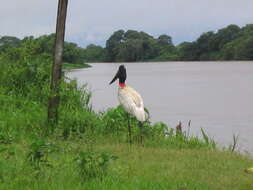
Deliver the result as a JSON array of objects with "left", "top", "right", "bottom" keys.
[
  {"left": 138, "top": 121, "right": 144, "bottom": 146},
  {"left": 127, "top": 113, "right": 132, "bottom": 144}
]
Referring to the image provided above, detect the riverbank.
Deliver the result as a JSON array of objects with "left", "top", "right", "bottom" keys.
[{"left": 63, "top": 62, "right": 91, "bottom": 70}]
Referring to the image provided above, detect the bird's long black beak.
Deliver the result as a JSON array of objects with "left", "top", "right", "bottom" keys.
[{"left": 109, "top": 71, "right": 119, "bottom": 85}]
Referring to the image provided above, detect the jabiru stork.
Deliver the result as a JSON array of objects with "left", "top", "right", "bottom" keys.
[{"left": 109, "top": 65, "right": 146, "bottom": 144}]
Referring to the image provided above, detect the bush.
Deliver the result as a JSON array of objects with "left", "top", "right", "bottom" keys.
[
  {"left": 26, "top": 140, "right": 58, "bottom": 170},
  {"left": 75, "top": 151, "right": 117, "bottom": 181}
]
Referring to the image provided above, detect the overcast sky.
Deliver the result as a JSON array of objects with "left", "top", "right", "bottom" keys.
[{"left": 1, "top": 0, "right": 253, "bottom": 47}]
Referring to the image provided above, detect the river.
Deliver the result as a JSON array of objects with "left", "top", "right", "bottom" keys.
[{"left": 67, "top": 61, "right": 253, "bottom": 153}]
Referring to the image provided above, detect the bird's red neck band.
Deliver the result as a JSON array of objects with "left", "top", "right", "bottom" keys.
[{"left": 119, "top": 83, "right": 126, "bottom": 88}]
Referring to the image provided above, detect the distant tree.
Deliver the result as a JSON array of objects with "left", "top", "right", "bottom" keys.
[
  {"left": 116, "top": 39, "right": 144, "bottom": 62},
  {"left": 124, "top": 30, "right": 141, "bottom": 40},
  {"left": 0, "top": 36, "right": 20, "bottom": 46},
  {"left": 176, "top": 24, "right": 244, "bottom": 61},
  {"left": 105, "top": 30, "right": 125, "bottom": 62},
  {"left": 241, "top": 24, "right": 253, "bottom": 36},
  {"left": 221, "top": 42, "right": 236, "bottom": 60},
  {"left": 105, "top": 30, "right": 171, "bottom": 62},
  {"left": 155, "top": 34, "right": 177, "bottom": 61},
  {"left": 178, "top": 42, "right": 200, "bottom": 61},
  {"left": 83, "top": 44, "right": 106, "bottom": 62},
  {"left": 220, "top": 24, "right": 253, "bottom": 60},
  {"left": 235, "top": 36, "right": 253, "bottom": 60},
  {"left": 63, "top": 42, "right": 83, "bottom": 64},
  {"left": 0, "top": 36, "right": 21, "bottom": 52},
  {"left": 32, "top": 34, "right": 55, "bottom": 55},
  {"left": 158, "top": 34, "right": 172, "bottom": 46},
  {"left": 2, "top": 23, "right": 253, "bottom": 63},
  {"left": 210, "top": 24, "right": 241, "bottom": 51}
]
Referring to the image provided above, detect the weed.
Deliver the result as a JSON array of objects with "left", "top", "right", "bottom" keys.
[
  {"left": 0, "top": 132, "right": 14, "bottom": 145},
  {"left": 200, "top": 128, "right": 216, "bottom": 149},
  {"left": 75, "top": 151, "right": 117, "bottom": 181},
  {"left": 26, "top": 140, "right": 58, "bottom": 170},
  {"left": 228, "top": 134, "right": 239, "bottom": 152}
]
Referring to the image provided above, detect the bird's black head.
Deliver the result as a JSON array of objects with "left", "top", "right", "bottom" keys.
[{"left": 109, "top": 65, "right": 127, "bottom": 85}]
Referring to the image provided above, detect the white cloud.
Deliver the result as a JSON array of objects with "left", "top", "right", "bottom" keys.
[
  {"left": 1, "top": 0, "right": 253, "bottom": 46},
  {"left": 1, "top": 0, "right": 57, "bottom": 37}
]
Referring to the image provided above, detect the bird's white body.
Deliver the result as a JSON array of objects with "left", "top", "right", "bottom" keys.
[{"left": 118, "top": 85, "right": 146, "bottom": 122}]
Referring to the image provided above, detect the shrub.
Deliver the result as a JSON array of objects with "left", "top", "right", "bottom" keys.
[
  {"left": 27, "top": 140, "right": 58, "bottom": 170},
  {"left": 75, "top": 151, "right": 117, "bottom": 181}
]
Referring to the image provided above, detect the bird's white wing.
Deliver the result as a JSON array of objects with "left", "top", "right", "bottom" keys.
[
  {"left": 126, "top": 86, "right": 144, "bottom": 108},
  {"left": 118, "top": 86, "right": 146, "bottom": 121}
]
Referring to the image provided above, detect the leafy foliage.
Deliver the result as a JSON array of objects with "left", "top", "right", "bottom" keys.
[
  {"left": 75, "top": 151, "right": 117, "bottom": 180},
  {"left": 179, "top": 24, "right": 253, "bottom": 61},
  {"left": 27, "top": 140, "right": 58, "bottom": 170},
  {"left": 82, "top": 44, "right": 106, "bottom": 63},
  {"left": 105, "top": 24, "right": 253, "bottom": 62},
  {"left": 0, "top": 34, "right": 101, "bottom": 65},
  {"left": 1, "top": 23, "right": 253, "bottom": 64},
  {"left": 106, "top": 30, "right": 176, "bottom": 62},
  {"left": 0, "top": 36, "right": 21, "bottom": 53}
]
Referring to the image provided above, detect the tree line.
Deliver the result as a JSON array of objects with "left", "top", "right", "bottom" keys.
[{"left": 1, "top": 24, "right": 253, "bottom": 63}]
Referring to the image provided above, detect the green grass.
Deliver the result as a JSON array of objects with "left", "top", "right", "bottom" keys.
[
  {"left": 63, "top": 62, "right": 91, "bottom": 70},
  {"left": 1, "top": 52, "right": 253, "bottom": 190},
  {"left": 0, "top": 140, "right": 252, "bottom": 190}
]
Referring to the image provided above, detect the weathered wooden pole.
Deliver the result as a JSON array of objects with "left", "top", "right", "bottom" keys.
[{"left": 48, "top": 0, "right": 68, "bottom": 124}]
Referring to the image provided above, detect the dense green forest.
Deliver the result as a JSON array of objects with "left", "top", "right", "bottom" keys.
[{"left": 1, "top": 24, "right": 253, "bottom": 63}]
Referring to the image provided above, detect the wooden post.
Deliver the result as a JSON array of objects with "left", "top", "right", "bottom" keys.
[{"left": 48, "top": 0, "right": 68, "bottom": 124}]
